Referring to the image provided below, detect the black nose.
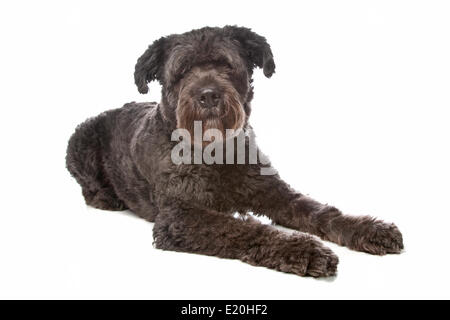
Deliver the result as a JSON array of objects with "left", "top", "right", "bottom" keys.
[{"left": 198, "top": 88, "right": 221, "bottom": 108}]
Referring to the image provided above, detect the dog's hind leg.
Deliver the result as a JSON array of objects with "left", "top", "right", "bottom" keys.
[
  {"left": 152, "top": 203, "right": 338, "bottom": 277},
  {"left": 81, "top": 186, "right": 127, "bottom": 211},
  {"left": 66, "top": 115, "right": 128, "bottom": 211}
]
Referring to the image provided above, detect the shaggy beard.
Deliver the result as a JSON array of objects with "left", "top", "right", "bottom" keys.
[{"left": 176, "top": 91, "right": 245, "bottom": 146}]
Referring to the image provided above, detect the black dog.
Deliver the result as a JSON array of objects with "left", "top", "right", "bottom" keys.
[{"left": 66, "top": 26, "right": 403, "bottom": 277}]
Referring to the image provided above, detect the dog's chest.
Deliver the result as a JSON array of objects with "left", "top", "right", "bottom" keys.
[{"left": 156, "top": 161, "right": 258, "bottom": 212}]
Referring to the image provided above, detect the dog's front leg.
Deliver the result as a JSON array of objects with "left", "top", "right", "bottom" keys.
[
  {"left": 245, "top": 172, "right": 404, "bottom": 255},
  {"left": 152, "top": 202, "right": 338, "bottom": 277}
]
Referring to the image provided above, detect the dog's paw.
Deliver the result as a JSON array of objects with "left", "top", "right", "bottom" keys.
[
  {"left": 349, "top": 219, "right": 404, "bottom": 255},
  {"left": 276, "top": 237, "right": 339, "bottom": 278},
  {"left": 242, "top": 234, "right": 338, "bottom": 278},
  {"left": 303, "top": 240, "right": 339, "bottom": 277}
]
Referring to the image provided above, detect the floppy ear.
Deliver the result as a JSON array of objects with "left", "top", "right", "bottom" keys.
[
  {"left": 224, "top": 26, "right": 275, "bottom": 78},
  {"left": 134, "top": 37, "right": 167, "bottom": 94}
]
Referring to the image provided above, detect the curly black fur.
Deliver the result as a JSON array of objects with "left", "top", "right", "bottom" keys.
[{"left": 66, "top": 26, "right": 403, "bottom": 277}]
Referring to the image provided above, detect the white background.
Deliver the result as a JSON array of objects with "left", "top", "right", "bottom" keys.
[{"left": 1, "top": 0, "right": 449, "bottom": 299}]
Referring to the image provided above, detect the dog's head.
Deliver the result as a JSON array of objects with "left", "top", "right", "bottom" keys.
[{"left": 134, "top": 26, "right": 275, "bottom": 142}]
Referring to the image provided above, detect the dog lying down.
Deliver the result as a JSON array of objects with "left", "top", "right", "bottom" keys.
[{"left": 66, "top": 26, "right": 403, "bottom": 277}]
